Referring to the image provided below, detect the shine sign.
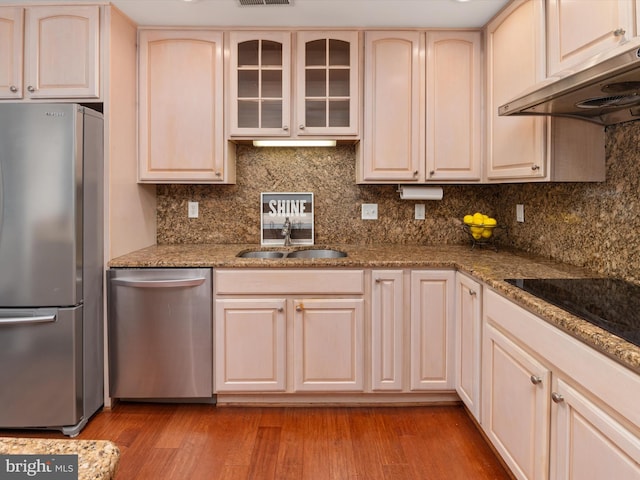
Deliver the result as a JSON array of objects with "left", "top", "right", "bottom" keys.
[{"left": 261, "top": 192, "right": 314, "bottom": 246}]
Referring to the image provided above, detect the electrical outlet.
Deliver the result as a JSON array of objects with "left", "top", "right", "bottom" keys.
[
  {"left": 415, "top": 204, "right": 425, "bottom": 220},
  {"left": 516, "top": 204, "right": 524, "bottom": 223},
  {"left": 361, "top": 203, "right": 378, "bottom": 220},
  {"left": 188, "top": 201, "right": 199, "bottom": 218}
]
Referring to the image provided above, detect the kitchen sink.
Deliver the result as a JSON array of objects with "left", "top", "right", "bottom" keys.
[
  {"left": 285, "top": 249, "right": 347, "bottom": 259},
  {"left": 237, "top": 250, "right": 286, "bottom": 259},
  {"left": 236, "top": 248, "right": 347, "bottom": 259}
]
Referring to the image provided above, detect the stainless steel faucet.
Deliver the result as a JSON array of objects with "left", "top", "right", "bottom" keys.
[{"left": 281, "top": 217, "right": 292, "bottom": 246}]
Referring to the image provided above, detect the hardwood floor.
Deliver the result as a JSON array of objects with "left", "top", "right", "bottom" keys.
[{"left": 2, "top": 403, "right": 512, "bottom": 479}]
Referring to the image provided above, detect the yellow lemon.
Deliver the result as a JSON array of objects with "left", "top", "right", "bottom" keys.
[
  {"left": 472, "top": 212, "right": 484, "bottom": 225},
  {"left": 485, "top": 217, "right": 497, "bottom": 226},
  {"left": 472, "top": 232, "right": 482, "bottom": 240},
  {"left": 481, "top": 228, "right": 493, "bottom": 239},
  {"left": 470, "top": 226, "right": 484, "bottom": 235},
  {"left": 463, "top": 214, "right": 474, "bottom": 225}
]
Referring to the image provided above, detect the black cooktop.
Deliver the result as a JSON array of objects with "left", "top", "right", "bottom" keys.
[{"left": 505, "top": 278, "right": 640, "bottom": 347}]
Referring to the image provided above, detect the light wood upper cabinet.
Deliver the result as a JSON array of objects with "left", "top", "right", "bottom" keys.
[
  {"left": 0, "top": 5, "right": 100, "bottom": 100},
  {"left": 228, "top": 31, "right": 359, "bottom": 139},
  {"left": 426, "top": 31, "right": 482, "bottom": 182},
  {"left": 547, "top": 0, "right": 637, "bottom": 77},
  {"left": 229, "top": 31, "right": 291, "bottom": 137},
  {"left": 359, "top": 30, "right": 482, "bottom": 184},
  {"left": 295, "top": 31, "right": 359, "bottom": 136},
  {"left": 360, "top": 31, "right": 423, "bottom": 182},
  {"left": 485, "top": 0, "right": 548, "bottom": 180},
  {"left": 0, "top": 7, "right": 23, "bottom": 99},
  {"left": 138, "top": 29, "right": 232, "bottom": 184},
  {"left": 485, "top": 0, "right": 605, "bottom": 182}
]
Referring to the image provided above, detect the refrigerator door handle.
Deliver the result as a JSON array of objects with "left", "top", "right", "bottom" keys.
[
  {"left": 0, "top": 315, "right": 56, "bottom": 325},
  {"left": 111, "top": 278, "right": 207, "bottom": 288}
]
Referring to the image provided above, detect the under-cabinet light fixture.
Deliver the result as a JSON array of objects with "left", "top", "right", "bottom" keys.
[{"left": 252, "top": 139, "right": 337, "bottom": 147}]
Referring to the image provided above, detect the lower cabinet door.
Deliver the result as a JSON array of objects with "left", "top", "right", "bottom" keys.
[
  {"left": 410, "top": 270, "right": 455, "bottom": 390},
  {"left": 454, "top": 272, "right": 482, "bottom": 420},
  {"left": 293, "top": 298, "right": 364, "bottom": 392},
  {"left": 551, "top": 378, "right": 640, "bottom": 480},
  {"left": 482, "top": 322, "right": 551, "bottom": 480},
  {"left": 214, "top": 298, "right": 287, "bottom": 392}
]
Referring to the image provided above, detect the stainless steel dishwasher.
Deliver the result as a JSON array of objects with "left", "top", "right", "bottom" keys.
[{"left": 107, "top": 268, "right": 213, "bottom": 399}]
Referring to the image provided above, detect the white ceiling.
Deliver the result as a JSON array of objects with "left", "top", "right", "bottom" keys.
[{"left": 90, "top": 0, "right": 509, "bottom": 28}]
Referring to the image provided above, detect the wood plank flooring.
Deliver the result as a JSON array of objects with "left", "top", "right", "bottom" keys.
[{"left": 1, "top": 403, "right": 512, "bottom": 479}]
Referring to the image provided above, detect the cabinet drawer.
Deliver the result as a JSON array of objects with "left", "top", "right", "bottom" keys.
[{"left": 215, "top": 269, "right": 364, "bottom": 295}]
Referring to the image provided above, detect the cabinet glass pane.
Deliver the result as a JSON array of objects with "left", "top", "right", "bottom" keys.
[
  {"left": 306, "top": 100, "right": 326, "bottom": 127},
  {"left": 238, "top": 100, "right": 259, "bottom": 128},
  {"left": 262, "top": 41, "right": 283, "bottom": 66},
  {"left": 238, "top": 70, "right": 259, "bottom": 98},
  {"left": 238, "top": 40, "right": 259, "bottom": 66},
  {"left": 306, "top": 39, "right": 327, "bottom": 66},
  {"left": 306, "top": 69, "right": 326, "bottom": 97},
  {"left": 329, "top": 100, "right": 350, "bottom": 127},
  {"left": 262, "top": 100, "right": 283, "bottom": 128},
  {"left": 329, "top": 69, "right": 350, "bottom": 97},
  {"left": 262, "top": 70, "right": 283, "bottom": 98},
  {"left": 329, "top": 39, "right": 350, "bottom": 66}
]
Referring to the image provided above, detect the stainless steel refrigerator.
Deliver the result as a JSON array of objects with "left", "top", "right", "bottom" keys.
[{"left": 0, "top": 103, "right": 104, "bottom": 436}]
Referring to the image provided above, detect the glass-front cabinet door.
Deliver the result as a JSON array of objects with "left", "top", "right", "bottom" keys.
[
  {"left": 295, "top": 31, "right": 359, "bottom": 136},
  {"left": 229, "top": 31, "right": 291, "bottom": 137}
]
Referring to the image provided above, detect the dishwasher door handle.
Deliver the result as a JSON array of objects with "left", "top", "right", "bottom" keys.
[
  {"left": 0, "top": 315, "right": 56, "bottom": 325},
  {"left": 111, "top": 277, "right": 207, "bottom": 288}
]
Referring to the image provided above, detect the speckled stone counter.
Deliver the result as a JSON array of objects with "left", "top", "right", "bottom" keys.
[
  {"left": 109, "top": 243, "right": 640, "bottom": 374},
  {"left": 0, "top": 437, "right": 119, "bottom": 479}
]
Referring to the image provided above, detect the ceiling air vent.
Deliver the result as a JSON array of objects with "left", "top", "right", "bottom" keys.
[{"left": 237, "top": 0, "right": 291, "bottom": 5}]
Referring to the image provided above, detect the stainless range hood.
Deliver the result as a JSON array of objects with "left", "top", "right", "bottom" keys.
[{"left": 499, "top": 45, "right": 640, "bottom": 126}]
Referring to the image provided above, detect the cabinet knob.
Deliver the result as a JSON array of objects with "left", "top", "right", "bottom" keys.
[
  {"left": 551, "top": 392, "right": 564, "bottom": 403},
  {"left": 299, "top": 125, "right": 305, "bottom": 130},
  {"left": 215, "top": 171, "right": 222, "bottom": 177},
  {"left": 277, "top": 307, "right": 284, "bottom": 312},
  {"left": 413, "top": 170, "right": 419, "bottom": 177},
  {"left": 283, "top": 125, "right": 289, "bottom": 131},
  {"left": 531, "top": 164, "right": 540, "bottom": 171},
  {"left": 9, "top": 85, "right": 18, "bottom": 93},
  {"left": 613, "top": 28, "right": 626, "bottom": 37},
  {"left": 429, "top": 170, "right": 435, "bottom": 176},
  {"left": 296, "top": 305, "right": 303, "bottom": 312},
  {"left": 530, "top": 375, "right": 542, "bottom": 385},
  {"left": 375, "top": 278, "right": 381, "bottom": 283},
  {"left": 468, "top": 289, "right": 477, "bottom": 297},
  {"left": 27, "top": 85, "right": 35, "bottom": 93}
]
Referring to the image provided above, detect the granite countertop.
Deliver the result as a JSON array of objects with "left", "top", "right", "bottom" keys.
[
  {"left": 109, "top": 243, "right": 640, "bottom": 374},
  {"left": 0, "top": 437, "right": 119, "bottom": 480}
]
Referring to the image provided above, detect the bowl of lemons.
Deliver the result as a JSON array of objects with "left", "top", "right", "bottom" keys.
[{"left": 462, "top": 212, "right": 500, "bottom": 249}]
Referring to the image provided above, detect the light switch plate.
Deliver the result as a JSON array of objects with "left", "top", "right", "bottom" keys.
[
  {"left": 516, "top": 204, "right": 524, "bottom": 222},
  {"left": 415, "top": 204, "right": 425, "bottom": 220},
  {"left": 361, "top": 203, "right": 378, "bottom": 220}
]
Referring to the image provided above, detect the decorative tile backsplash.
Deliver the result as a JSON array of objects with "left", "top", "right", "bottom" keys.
[{"left": 156, "top": 121, "right": 640, "bottom": 282}]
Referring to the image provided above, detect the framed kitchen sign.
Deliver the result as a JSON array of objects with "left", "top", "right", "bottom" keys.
[{"left": 261, "top": 192, "right": 314, "bottom": 246}]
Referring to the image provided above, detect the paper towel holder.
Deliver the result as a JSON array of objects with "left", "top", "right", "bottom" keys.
[{"left": 397, "top": 185, "right": 443, "bottom": 200}]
